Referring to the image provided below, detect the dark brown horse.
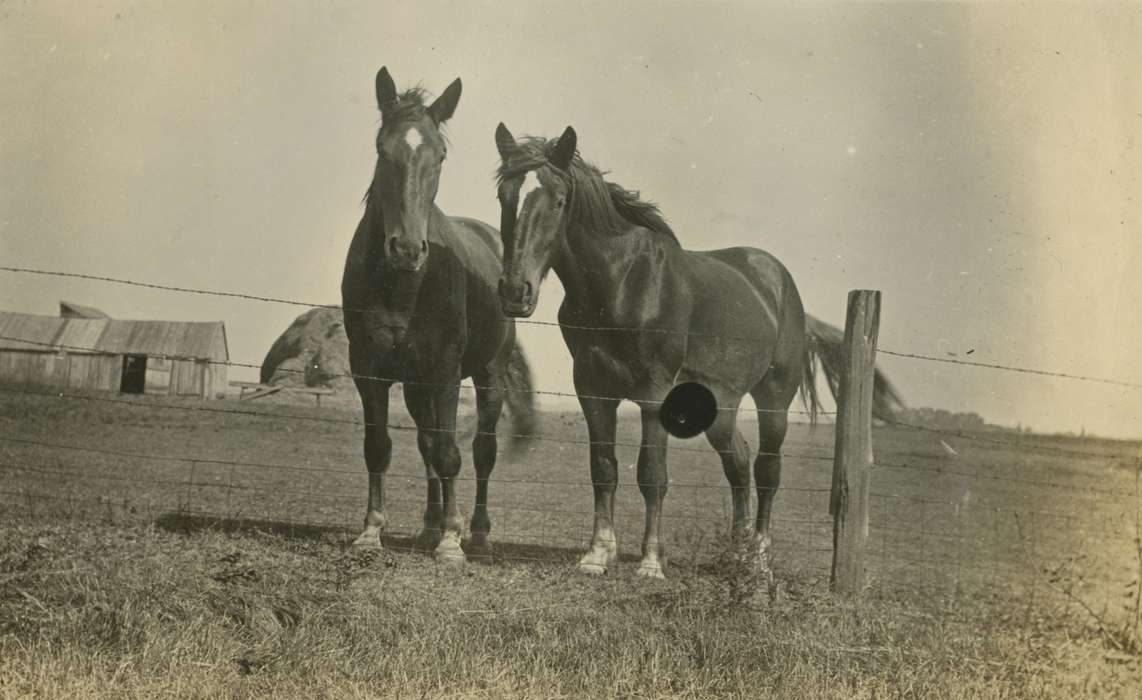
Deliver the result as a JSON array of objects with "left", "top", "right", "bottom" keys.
[
  {"left": 341, "top": 68, "right": 536, "bottom": 562},
  {"left": 493, "top": 124, "right": 901, "bottom": 579}
]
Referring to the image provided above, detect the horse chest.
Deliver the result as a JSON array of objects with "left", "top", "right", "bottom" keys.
[{"left": 566, "top": 329, "right": 685, "bottom": 399}]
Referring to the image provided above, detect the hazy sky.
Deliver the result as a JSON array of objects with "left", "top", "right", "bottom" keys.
[{"left": 2, "top": 1, "right": 1139, "bottom": 438}]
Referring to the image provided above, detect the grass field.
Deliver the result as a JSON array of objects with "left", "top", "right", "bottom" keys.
[{"left": 1, "top": 388, "right": 1140, "bottom": 697}]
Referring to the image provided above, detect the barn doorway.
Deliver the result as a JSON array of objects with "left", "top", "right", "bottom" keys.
[{"left": 120, "top": 355, "right": 147, "bottom": 394}]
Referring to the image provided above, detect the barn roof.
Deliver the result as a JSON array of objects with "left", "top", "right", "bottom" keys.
[
  {"left": 0, "top": 313, "right": 68, "bottom": 351},
  {"left": 59, "top": 301, "right": 110, "bottom": 319},
  {"left": 96, "top": 320, "right": 225, "bottom": 359},
  {"left": 0, "top": 311, "right": 228, "bottom": 360}
]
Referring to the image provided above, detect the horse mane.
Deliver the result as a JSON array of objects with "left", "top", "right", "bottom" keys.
[
  {"left": 497, "top": 137, "right": 679, "bottom": 245},
  {"left": 382, "top": 87, "right": 432, "bottom": 129}
]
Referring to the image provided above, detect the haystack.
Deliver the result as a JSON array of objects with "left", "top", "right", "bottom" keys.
[{"left": 260, "top": 307, "right": 353, "bottom": 392}]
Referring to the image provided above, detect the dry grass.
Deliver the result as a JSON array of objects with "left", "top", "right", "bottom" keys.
[{"left": 0, "top": 390, "right": 1140, "bottom": 697}]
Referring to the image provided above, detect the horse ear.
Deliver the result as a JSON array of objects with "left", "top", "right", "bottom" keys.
[
  {"left": 428, "top": 77, "right": 462, "bottom": 124},
  {"left": 495, "top": 122, "right": 517, "bottom": 160},
  {"left": 376, "top": 66, "right": 399, "bottom": 116},
  {"left": 550, "top": 126, "right": 577, "bottom": 170}
]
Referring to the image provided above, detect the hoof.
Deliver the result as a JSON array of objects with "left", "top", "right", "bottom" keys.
[
  {"left": 577, "top": 545, "right": 616, "bottom": 576},
  {"left": 415, "top": 528, "right": 443, "bottom": 552},
  {"left": 753, "top": 533, "right": 772, "bottom": 557},
  {"left": 350, "top": 527, "right": 383, "bottom": 549},
  {"left": 434, "top": 534, "right": 466, "bottom": 565},
  {"left": 636, "top": 560, "right": 666, "bottom": 579},
  {"left": 578, "top": 561, "right": 608, "bottom": 576},
  {"left": 466, "top": 534, "right": 494, "bottom": 561}
]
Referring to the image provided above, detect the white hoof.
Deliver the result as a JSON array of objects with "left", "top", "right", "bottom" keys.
[
  {"left": 434, "top": 534, "right": 466, "bottom": 565},
  {"left": 754, "top": 534, "right": 772, "bottom": 554},
  {"left": 636, "top": 559, "right": 666, "bottom": 579},
  {"left": 577, "top": 545, "right": 616, "bottom": 576},
  {"left": 578, "top": 561, "right": 608, "bottom": 576},
  {"left": 351, "top": 527, "right": 383, "bottom": 549}
]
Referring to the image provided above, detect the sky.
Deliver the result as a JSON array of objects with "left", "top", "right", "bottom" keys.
[{"left": 1, "top": 1, "right": 1139, "bottom": 438}]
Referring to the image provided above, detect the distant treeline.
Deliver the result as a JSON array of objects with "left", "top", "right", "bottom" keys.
[{"left": 894, "top": 407, "right": 1021, "bottom": 433}]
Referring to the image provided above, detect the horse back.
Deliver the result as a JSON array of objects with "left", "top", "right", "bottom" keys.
[
  {"left": 449, "top": 217, "right": 502, "bottom": 258},
  {"left": 436, "top": 216, "right": 503, "bottom": 283}
]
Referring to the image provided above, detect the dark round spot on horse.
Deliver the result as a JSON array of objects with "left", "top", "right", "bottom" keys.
[{"left": 659, "top": 382, "right": 717, "bottom": 438}]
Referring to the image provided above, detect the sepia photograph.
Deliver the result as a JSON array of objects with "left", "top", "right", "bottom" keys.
[{"left": 1, "top": 1, "right": 1140, "bottom": 696}]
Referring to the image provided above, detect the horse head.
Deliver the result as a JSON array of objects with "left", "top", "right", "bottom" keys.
[
  {"left": 493, "top": 123, "right": 577, "bottom": 317},
  {"left": 367, "top": 67, "right": 461, "bottom": 272}
]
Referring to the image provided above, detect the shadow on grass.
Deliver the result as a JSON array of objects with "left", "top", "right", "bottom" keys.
[
  {"left": 154, "top": 511, "right": 347, "bottom": 542},
  {"left": 152, "top": 511, "right": 626, "bottom": 566}
]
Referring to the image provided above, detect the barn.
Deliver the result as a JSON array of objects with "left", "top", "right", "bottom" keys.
[{"left": 0, "top": 309, "right": 228, "bottom": 399}]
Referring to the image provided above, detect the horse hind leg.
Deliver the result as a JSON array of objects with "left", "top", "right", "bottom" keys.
[
  {"left": 468, "top": 370, "right": 505, "bottom": 559},
  {"left": 749, "top": 381, "right": 794, "bottom": 568},
  {"left": 635, "top": 405, "right": 670, "bottom": 579},
  {"left": 704, "top": 401, "right": 752, "bottom": 542}
]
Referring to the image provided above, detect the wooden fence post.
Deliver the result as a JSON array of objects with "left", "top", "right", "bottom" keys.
[{"left": 830, "top": 289, "right": 881, "bottom": 596}]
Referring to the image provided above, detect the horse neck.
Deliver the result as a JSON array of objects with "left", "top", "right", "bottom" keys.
[{"left": 554, "top": 218, "right": 656, "bottom": 312}]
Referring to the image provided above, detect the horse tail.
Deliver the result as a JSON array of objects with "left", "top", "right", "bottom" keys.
[
  {"left": 501, "top": 338, "right": 539, "bottom": 454},
  {"left": 800, "top": 313, "right": 905, "bottom": 425}
]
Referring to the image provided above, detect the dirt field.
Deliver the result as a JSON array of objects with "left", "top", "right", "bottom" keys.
[{"left": 1, "top": 388, "right": 1140, "bottom": 698}]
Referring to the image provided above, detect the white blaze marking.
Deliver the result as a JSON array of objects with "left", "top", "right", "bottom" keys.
[
  {"left": 516, "top": 170, "right": 542, "bottom": 217},
  {"left": 404, "top": 128, "right": 423, "bottom": 150}
]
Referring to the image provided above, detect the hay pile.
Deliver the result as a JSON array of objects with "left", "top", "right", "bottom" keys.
[{"left": 260, "top": 307, "right": 354, "bottom": 392}]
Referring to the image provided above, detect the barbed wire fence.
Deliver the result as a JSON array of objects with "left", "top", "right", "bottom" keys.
[{"left": 1, "top": 267, "right": 1140, "bottom": 649}]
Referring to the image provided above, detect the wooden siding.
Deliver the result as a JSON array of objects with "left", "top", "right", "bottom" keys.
[
  {"left": 0, "top": 311, "right": 228, "bottom": 398},
  {"left": 65, "top": 353, "right": 121, "bottom": 392}
]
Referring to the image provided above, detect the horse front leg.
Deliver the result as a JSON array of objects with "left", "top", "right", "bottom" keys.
[
  {"left": 636, "top": 404, "right": 670, "bottom": 579},
  {"left": 468, "top": 370, "right": 505, "bottom": 558},
  {"left": 578, "top": 396, "right": 620, "bottom": 575},
  {"left": 404, "top": 386, "right": 442, "bottom": 551},
  {"left": 352, "top": 378, "right": 393, "bottom": 548},
  {"left": 406, "top": 382, "right": 465, "bottom": 563}
]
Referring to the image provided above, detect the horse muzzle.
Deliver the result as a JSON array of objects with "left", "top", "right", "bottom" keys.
[
  {"left": 497, "top": 278, "right": 536, "bottom": 317},
  {"left": 385, "top": 235, "right": 428, "bottom": 271}
]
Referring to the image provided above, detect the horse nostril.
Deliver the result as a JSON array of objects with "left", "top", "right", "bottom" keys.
[
  {"left": 523, "top": 281, "right": 533, "bottom": 300},
  {"left": 387, "top": 236, "right": 399, "bottom": 257},
  {"left": 420, "top": 240, "right": 428, "bottom": 255}
]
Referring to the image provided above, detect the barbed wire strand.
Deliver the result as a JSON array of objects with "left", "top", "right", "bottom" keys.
[
  {"left": 877, "top": 348, "right": 1142, "bottom": 389},
  {"left": 0, "top": 433, "right": 834, "bottom": 494},
  {"left": 872, "top": 458, "right": 1135, "bottom": 499},
  {"left": 0, "top": 490, "right": 834, "bottom": 566},
  {"left": 0, "top": 266, "right": 818, "bottom": 344},
  {"left": 0, "top": 384, "right": 838, "bottom": 462},
  {"left": 5, "top": 265, "right": 1139, "bottom": 389},
  {"left": 0, "top": 333, "right": 827, "bottom": 416},
  {"left": 0, "top": 460, "right": 838, "bottom": 525}
]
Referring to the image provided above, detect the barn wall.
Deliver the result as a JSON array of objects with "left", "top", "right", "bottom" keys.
[
  {"left": 65, "top": 353, "right": 120, "bottom": 392},
  {"left": 207, "top": 326, "right": 229, "bottom": 399},
  {"left": 171, "top": 359, "right": 205, "bottom": 396},
  {"left": 207, "top": 361, "right": 228, "bottom": 399},
  {"left": 0, "top": 351, "right": 66, "bottom": 388},
  {"left": 1, "top": 315, "right": 229, "bottom": 399},
  {"left": 145, "top": 355, "right": 173, "bottom": 395}
]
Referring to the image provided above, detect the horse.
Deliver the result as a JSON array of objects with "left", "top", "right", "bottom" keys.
[
  {"left": 492, "top": 123, "right": 902, "bottom": 579},
  {"left": 340, "top": 68, "right": 537, "bottom": 563}
]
